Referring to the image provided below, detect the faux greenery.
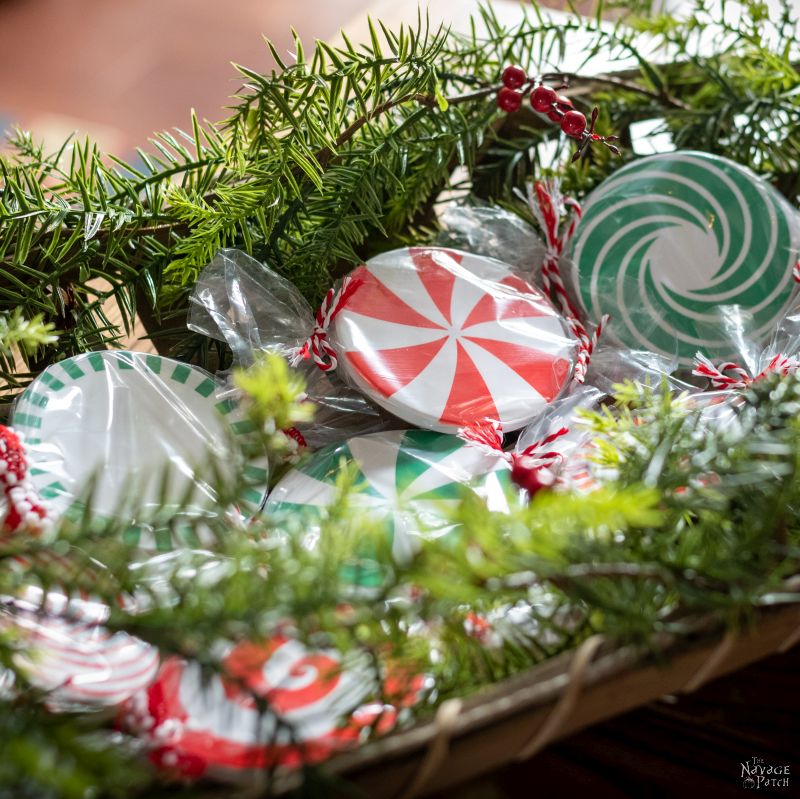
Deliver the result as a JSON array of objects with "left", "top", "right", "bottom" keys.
[{"left": 2, "top": 1, "right": 800, "bottom": 797}]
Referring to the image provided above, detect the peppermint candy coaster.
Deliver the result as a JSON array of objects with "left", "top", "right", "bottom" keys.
[
  {"left": 5, "top": 595, "right": 158, "bottom": 710},
  {"left": 267, "top": 429, "right": 514, "bottom": 568},
  {"left": 332, "top": 247, "right": 576, "bottom": 432},
  {"left": 571, "top": 151, "right": 800, "bottom": 364},
  {"left": 124, "top": 636, "right": 409, "bottom": 778},
  {"left": 11, "top": 352, "right": 268, "bottom": 548}
]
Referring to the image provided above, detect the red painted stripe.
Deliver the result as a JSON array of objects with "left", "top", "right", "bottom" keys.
[
  {"left": 440, "top": 341, "right": 498, "bottom": 425},
  {"left": 465, "top": 337, "right": 570, "bottom": 402},
  {"left": 409, "top": 248, "right": 459, "bottom": 325},
  {"left": 339, "top": 265, "right": 443, "bottom": 330},
  {"left": 344, "top": 337, "right": 447, "bottom": 398}
]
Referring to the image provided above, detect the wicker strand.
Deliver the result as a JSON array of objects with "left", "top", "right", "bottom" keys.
[
  {"left": 514, "top": 634, "right": 605, "bottom": 762},
  {"left": 396, "top": 698, "right": 463, "bottom": 799},
  {"left": 777, "top": 616, "right": 800, "bottom": 653},
  {"left": 681, "top": 630, "right": 738, "bottom": 693}
]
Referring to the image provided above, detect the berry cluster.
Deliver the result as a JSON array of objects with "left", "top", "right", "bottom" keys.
[{"left": 497, "top": 65, "right": 619, "bottom": 159}]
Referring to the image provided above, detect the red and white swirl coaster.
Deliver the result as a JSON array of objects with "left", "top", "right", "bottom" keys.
[
  {"left": 123, "top": 635, "right": 419, "bottom": 778},
  {"left": 331, "top": 248, "right": 577, "bottom": 432},
  {"left": 5, "top": 595, "right": 158, "bottom": 710}
]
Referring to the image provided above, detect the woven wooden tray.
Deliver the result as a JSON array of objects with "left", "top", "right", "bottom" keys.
[{"left": 263, "top": 585, "right": 800, "bottom": 798}]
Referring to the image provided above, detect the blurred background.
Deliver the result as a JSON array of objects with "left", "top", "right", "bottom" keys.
[
  {"left": 1, "top": 0, "right": 796, "bottom": 160},
  {"left": 0, "top": 0, "right": 584, "bottom": 159}
]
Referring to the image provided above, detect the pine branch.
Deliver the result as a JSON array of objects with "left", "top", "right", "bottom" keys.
[{"left": 3, "top": 0, "right": 798, "bottom": 398}]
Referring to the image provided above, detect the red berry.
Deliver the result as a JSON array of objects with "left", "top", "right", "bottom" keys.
[
  {"left": 531, "top": 84, "right": 557, "bottom": 113},
  {"left": 502, "top": 65, "right": 527, "bottom": 90},
  {"left": 547, "top": 95, "right": 573, "bottom": 122},
  {"left": 497, "top": 87, "right": 522, "bottom": 113},
  {"left": 561, "top": 109, "right": 587, "bottom": 137}
]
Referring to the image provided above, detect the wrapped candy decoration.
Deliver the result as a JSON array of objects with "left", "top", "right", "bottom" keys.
[
  {"left": 10, "top": 351, "right": 269, "bottom": 547},
  {"left": 570, "top": 151, "right": 800, "bottom": 364},
  {"left": 2, "top": 591, "right": 158, "bottom": 711},
  {"left": 190, "top": 247, "right": 585, "bottom": 436},
  {"left": 267, "top": 429, "right": 515, "bottom": 569},
  {"left": 292, "top": 247, "right": 579, "bottom": 432},
  {"left": 123, "top": 634, "right": 420, "bottom": 779}
]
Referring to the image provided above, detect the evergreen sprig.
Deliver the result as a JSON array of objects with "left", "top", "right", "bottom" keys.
[
  {"left": 3, "top": 1, "right": 798, "bottom": 399},
  {"left": 2, "top": 361, "right": 800, "bottom": 797}
]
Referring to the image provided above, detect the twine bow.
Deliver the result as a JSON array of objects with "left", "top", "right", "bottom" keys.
[
  {"left": 693, "top": 352, "right": 799, "bottom": 390},
  {"left": 289, "top": 275, "right": 363, "bottom": 372},
  {"left": 456, "top": 418, "right": 510, "bottom": 462},
  {"left": 457, "top": 419, "right": 570, "bottom": 496},
  {"left": 514, "top": 426, "right": 570, "bottom": 471},
  {"left": 525, "top": 180, "right": 608, "bottom": 384}
]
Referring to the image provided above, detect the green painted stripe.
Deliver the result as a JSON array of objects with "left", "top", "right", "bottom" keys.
[
  {"left": 231, "top": 420, "right": 257, "bottom": 435},
  {"left": 242, "top": 487, "right": 264, "bottom": 505},
  {"left": 155, "top": 527, "right": 173, "bottom": 551},
  {"left": 122, "top": 526, "right": 141, "bottom": 546},
  {"left": 243, "top": 465, "right": 268, "bottom": 482},
  {"left": 87, "top": 352, "right": 106, "bottom": 372},
  {"left": 25, "top": 437, "right": 41, "bottom": 445},
  {"left": 40, "top": 372, "right": 65, "bottom": 391},
  {"left": 215, "top": 398, "right": 236, "bottom": 416},
  {"left": 13, "top": 413, "right": 42, "bottom": 429},
  {"left": 195, "top": 378, "right": 216, "bottom": 398},
  {"left": 171, "top": 364, "right": 191, "bottom": 384},
  {"left": 115, "top": 352, "right": 135, "bottom": 369},
  {"left": 27, "top": 391, "right": 49, "bottom": 409},
  {"left": 175, "top": 524, "right": 201, "bottom": 548},
  {"left": 61, "top": 361, "right": 85, "bottom": 380},
  {"left": 29, "top": 467, "right": 47, "bottom": 476},
  {"left": 63, "top": 504, "right": 84, "bottom": 523},
  {"left": 40, "top": 481, "right": 67, "bottom": 499},
  {"left": 145, "top": 355, "right": 162, "bottom": 374}
]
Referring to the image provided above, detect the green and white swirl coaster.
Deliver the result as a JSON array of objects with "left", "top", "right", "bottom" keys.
[
  {"left": 571, "top": 151, "right": 800, "bottom": 363},
  {"left": 11, "top": 352, "right": 268, "bottom": 551}
]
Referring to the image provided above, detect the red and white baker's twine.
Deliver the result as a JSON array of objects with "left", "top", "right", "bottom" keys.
[
  {"left": 289, "top": 275, "right": 363, "bottom": 372},
  {"left": 457, "top": 419, "right": 508, "bottom": 461},
  {"left": 526, "top": 180, "right": 609, "bottom": 384},
  {"left": 693, "top": 352, "right": 800, "bottom": 390},
  {"left": 515, "top": 426, "right": 570, "bottom": 471},
  {"left": 457, "top": 419, "right": 569, "bottom": 471},
  {"left": 0, "top": 425, "right": 52, "bottom": 536}
]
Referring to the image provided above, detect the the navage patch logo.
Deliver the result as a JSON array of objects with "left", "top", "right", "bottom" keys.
[{"left": 741, "top": 756, "right": 790, "bottom": 789}]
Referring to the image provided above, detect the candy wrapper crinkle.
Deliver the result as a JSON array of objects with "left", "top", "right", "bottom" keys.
[{"left": 188, "top": 248, "right": 400, "bottom": 447}]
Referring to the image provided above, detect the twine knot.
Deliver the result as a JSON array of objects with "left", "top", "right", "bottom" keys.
[
  {"left": 289, "top": 275, "right": 363, "bottom": 372},
  {"left": 526, "top": 180, "right": 606, "bottom": 384},
  {"left": 693, "top": 352, "right": 799, "bottom": 390},
  {"left": 0, "top": 425, "right": 52, "bottom": 536}
]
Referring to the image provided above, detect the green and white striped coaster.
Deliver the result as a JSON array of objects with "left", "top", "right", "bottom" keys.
[
  {"left": 12, "top": 351, "right": 268, "bottom": 551},
  {"left": 266, "top": 429, "right": 515, "bottom": 582}
]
